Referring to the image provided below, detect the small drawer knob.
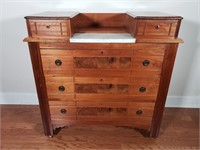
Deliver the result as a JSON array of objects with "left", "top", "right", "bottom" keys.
[
  {"left": 155, "top": 25, "right": 160, "bottom": 29},
  {"left": 99, "top": 78, "right": 103, "bottom": 82},
  {"left": 101, "top": 51, "right": 104, "bottom": 55},
  {"left": 60, "top": 108, "right": 67, "bottom": 114},
  {"left": 143, "top": 60, "right": 150, "bottom": 66},
  {"left": 55, "top": 59, "right": 62, "bottom": 66},
  {"left": 136, "top": 110, "right": 143, "bottom": 115},
  {"left": 46, "top": 25, "right": 51, "bottom": 29},
  {"left": 139, "top": 87, "right": 146, "bottom": 93},
  {"left": 109, "top": 57, "right": 115, "bottom": 64},
  {"left": 58, "top": 86, "right": 65, "bottom": 91}
]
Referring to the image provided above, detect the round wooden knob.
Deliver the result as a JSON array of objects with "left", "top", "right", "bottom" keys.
[
  {"left": 58, "top": 86, "right": 65, "bottom": 91},
  {"left": 60, "top": 109, "right": 67, "bottom": 114},
  {"left": 155, "top": 25, "right": 160, "bottom": 29},
  {"left": 143, "top": 60, "right": 150, "bottom": 66},
  {"left": 139, "top": 87, "right": 146, "bottom": 93},
  {"left": 46, "top": 25, "right": 51, "bottom": 29},
  {"left": 136, "top": 110, "right": 143, "bottom": 115},
  {"left": 99, "top": 78, "right": 103, "bottom": 82},
  {"left": 55, "top": 59, "right": 62, "bottom": 66}
]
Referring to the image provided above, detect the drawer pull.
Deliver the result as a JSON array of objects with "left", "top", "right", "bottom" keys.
[
  {"left": 139, "top": 87, "right": 146, "bottom": 93},
  {"left": 46, "top": 25, "right": 51, "bottom": 29},
  {"left": 58, "top": 86, "right": 65, "bottom": 91},
  {"left": 136, "top": 110, "right": 143, "bottom": 115},
  {"left": 155, "top": 25, "right": 160, "bottom": 29},
  {"left": 101, "top": 51, "right": 104, "bottom": 55},
  {"left": 109, "top": 57, "right": 115, "bottom": 64},
  {"left": 55, "top": 59, "right": 62, "bottom": 66},
  {"left": 99, "top": 78, "right": 103, "bottom": 82},
  {"left": 60, "top": 108, "right": 67, "bottom": 114},
  {"left": 143, "top": 60, "right": 150, "bottom": 66},
  {"left": 109, "top": 84, "right": 113, "bottom": 89}
]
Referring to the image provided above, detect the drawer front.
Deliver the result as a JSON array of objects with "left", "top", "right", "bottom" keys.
[
  {"left": 45, "top": 76, "right": 74, "bottom": 100},
  {"left": 136, "top": 20, "right": 179, "bottom": 37},
  {"left": 75, "top": 77, "right": 131, "bottom": 84},
  {"left": 77, "top": 107, "right": 127, "bottom": 116},
  {"left": 76, "top": 102, "right": 154, "bottom": 129},
  {"left": 130, "top": 84, "right": 159, "bottom": 96},
  {"left": 75, "top": 84, "right": 158, "bottom": 95},
  {"left": 46, "top": 82, "right": 74, "bottom": 94},
  {"left": 76, "top": 101, "right": 128, "bottom": 107},
  {"left": 28, "top": 20, "right": 70, "bottom": 37},
  {"left": 128, "top": 102, "right": 154, "bottom": 117},
  {"left": 75, "top": 84, "right": 129, "bottom": 94},
  {"left": 41, "top": 50, "right": 74, "bottom": 75},
  {"left": 74, "top": 57, "right": 132, "bottom": 69},
  {"left": 74, "top": 49, "right": 133, "bottom": 57},
  {"left": 75, "top": 94, "right": 129, "bottom": 101},
  {"left": 75, "top": 69, "right": 131, "bottom": 77},
  {"left": 132, "top": 56, "right": 164, "bottom": 71},
  {"left": 50, "top": 106, "right": 76, "bottom": 117}
]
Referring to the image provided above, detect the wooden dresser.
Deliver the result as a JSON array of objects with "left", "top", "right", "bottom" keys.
[{"left": 24, "top": 12, "right": 183, "bottom": 138}]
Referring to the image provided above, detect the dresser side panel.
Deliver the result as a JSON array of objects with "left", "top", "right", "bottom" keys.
[
  {"left": 150, "top": 43, "right": 179, "bottom": 138},
  {"left": 28, "top": 42, "right": 53, "bottom": 136}
]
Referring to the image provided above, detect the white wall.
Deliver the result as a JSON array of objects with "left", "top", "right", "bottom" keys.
[{"left": 0, "top": 0, "right": 199, "bottom": 107}]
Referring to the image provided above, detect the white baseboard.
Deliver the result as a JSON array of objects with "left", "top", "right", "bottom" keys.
[
  {"left": 0, "top": 92, "right": 38, "bottom": 105},
  {"left": 165, "top": 96, "right": 200, "bottom": 108},
  {"left": 0, "top": 92, "right": 199, "bottom": 108}
]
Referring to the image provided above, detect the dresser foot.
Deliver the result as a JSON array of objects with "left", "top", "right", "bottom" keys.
[
  {"left": 53, "top": 126, "right": 65, "bottom": 135},
  {"left": 48, "top": 135, "right": 53, "bottom": 138},
  {"left": 134, "top": 128, "right": 150, "bottom": 137}
]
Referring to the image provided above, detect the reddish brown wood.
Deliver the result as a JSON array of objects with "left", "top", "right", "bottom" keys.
[
  {"left": 28, "top": 42, "right": 53, "bottom": 136},
  {"left": 24, "top": 12, "right": 183, "bottom": 138},
  {"left": 150, "top": 44, "right": 179, "bottom": 138}
]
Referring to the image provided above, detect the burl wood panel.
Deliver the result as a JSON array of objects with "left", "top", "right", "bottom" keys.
[
  {"left": 74, "top": 57, "right": 132, "bottom": 69},
  {"left": 77, "top": 107, "right": 127, "bottom": 116},
  {"left": 75, "top": 84, "right": 129, "bottom": 94}
]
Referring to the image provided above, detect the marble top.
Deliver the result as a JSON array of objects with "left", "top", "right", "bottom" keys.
[{"left": 70, "top": 33, "right": 136, "bottom": 43}]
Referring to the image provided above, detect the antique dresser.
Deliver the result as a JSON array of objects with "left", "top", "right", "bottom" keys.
[{"left": 24, "top": 12, "right": 183, "bottom": 138}]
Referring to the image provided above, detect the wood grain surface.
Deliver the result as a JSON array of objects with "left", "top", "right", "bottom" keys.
[{"left": 1, "top": 105, "right": 199, "bottom": 150}]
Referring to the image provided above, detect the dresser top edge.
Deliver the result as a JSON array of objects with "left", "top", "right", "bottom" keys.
[{"left": 24, "top": 11, "right": 183, "bottom": 20}]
